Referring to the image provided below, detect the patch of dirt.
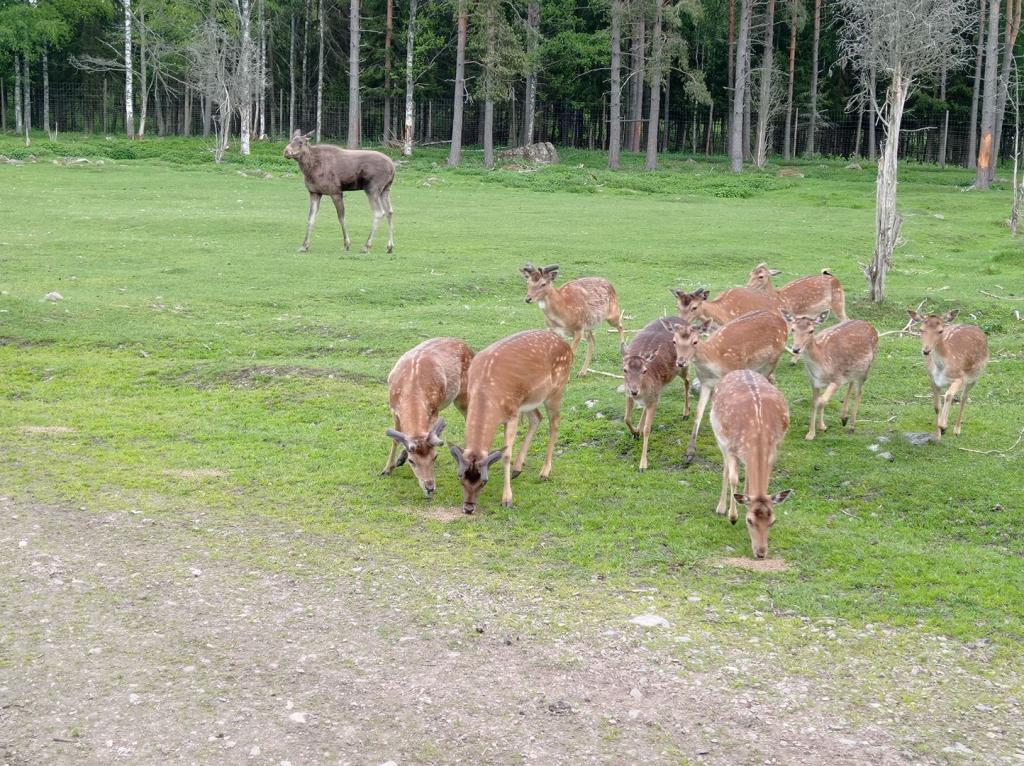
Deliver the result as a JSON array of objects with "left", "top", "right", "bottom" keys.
[
  {"left": 19, "top": 425, "right": 77, "bottom": 435},
  {"left": 721, "top": 556, "right": 789, "bottom": 572},
  {"left": 176, "top": 364, "right": 376, "bottom": 390},
  {"left": 400, "top": 505, "right": 473, "bottom": 523},
  {"left": 161, "top": 468, "right": 228, "bottom": 479}
]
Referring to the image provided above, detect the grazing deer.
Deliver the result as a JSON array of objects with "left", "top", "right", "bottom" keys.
[
  {"left": 283, "top": 129, "right": 396, "bottom": 254},
  {"left": 907, "top": 309, "right": 989, "bottom": 440},
  {"left": 449, "top": 330, "right": 573, "bottom": 513},
  {"left": 672, "top": 286, "right": 781, "bottom": 327},
  {"left": 672, "top": 309, "right": 788, "bottom": 463},
  {"left": 622, "top": 317, "right": 690, "bottom": 472},
  {"left": 382, "top": 338, "right": 474, "bottom": 497},
  {"left": 521, "top": 263, "right": 625, "bottom": 377},
  {"left": 747, "top": 263, "right": 848, "bottom": 320},
  {"left": 710, "top": 369, "right": 792, "bottom": 559},
  {"left": 785, "top": 313, "right": 879, "bottom": 440}
]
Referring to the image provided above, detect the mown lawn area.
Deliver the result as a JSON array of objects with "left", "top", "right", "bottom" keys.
[{"left": 1, "top": 133, "right": 1022, "bottom": 650}]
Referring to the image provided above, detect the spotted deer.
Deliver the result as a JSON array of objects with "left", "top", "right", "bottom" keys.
[
  {"left": 382, "top": 338, "right": 474, "bottom": 496},
  {"left": 621, "top": 317, "right": 690, "bottom": 472},
  {"left": 449, "top": 330, "right": 573, "bottom": 513},
  {"left": 672, "top": 286, "right": 781, "bottom": 327},
  {"left": 747, "top": 264, "right": 848, "bottom": 320},
  {"left": 672, "top": 309, "right": 788, "bottom": 463},
  {"left": 521, "top": 263, "right": 626, "bottom": 377},
  {"left": 907, "top": 309, "right": 989, "bottom": 440},
  {"left": 710, "top": 369, "right": 792, "bottom": 559},
  {"left": 785, "top": 313, "right": 878, "bottom": 440}
]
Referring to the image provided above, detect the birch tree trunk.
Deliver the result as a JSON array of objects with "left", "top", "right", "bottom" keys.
[
  {"left": 868, "top": 65, "right": 876, "bottom": 160},
  {"left": 783, "top": 0, "right": 796, "bottom": 159},
  {"left": 138, "top": 1, "right": 148, "bottom": 139},
  {"left": 754, "top": 0, "right": 776, "bottom": 168},
  {"left": 42, "top": 47, "right": 50, "bottom": 138},
  {"left": 628, "top": 14, "right": 645, "bottom": 153},
  {"left": 975, "top": 0, "right": 1001, "bottom": 189},
  {"left": 805, "top": 0, "right": 821, "bottom": 155},
  {"left": 289, "top": 14, "right": 296, "bottom": 134},
  {"left": 237, "top": 0, "right": 253, "bottom": 154},
  {"left": 938, "top": 65, "right": 948, "bottom": 168},
  {"left": 523, "top": 0, "right": 540, "bottom": 145},
  {"left": 729, "top": 0, "right": 752, "bottom": 172},
  {"left": 868, "top": 73, "right": 908, "bottom": 303},
  {"left": 22, "top": 54, "right": 31, "bottom": 144},
  {"left": 483, "top": 0, "right": 496, "bottom": 169},
  {"left": 14, "top": 54, "right": 22, "bottom": 135},
  {"left": 447, "top": 0, "right": 468, "bottom": 167},
  {"left": 403, "top": 0, "right": 417, "bottom": 156},
  {"left": 608, "top": 0, "right": 623, "bottom": 168},
  {"left": 124, "top": 0, "right": 134, "bottom": 138},
  {"left": 348, "top": 0, "right": 361, "bottom": 147},
  {"left": 990, "top": 0, "right": 1022, "bottom": 182},
  {"left": 644, "top": 0, "right": 664, "bottom": 170},
  {"left": 316, "top": 0, "right": 324, "bottom": 141},
  {"left": 383, "top": 0, "right": 393, "bottom": 141},
  {"left": 259, "top": 0, "right": 267, "bottom": 140},
  {"left": 301, "top": 0, "right": 310, "bottom": 119},
  {"left": 967, "top": 0, "right": 986, "bottom": 169}
]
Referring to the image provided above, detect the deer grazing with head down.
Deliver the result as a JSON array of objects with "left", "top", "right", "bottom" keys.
[
  {"left": 907, "top": 309, "right": 989, "bottom": 440},
  {"left": 672, "top": 286, "right": 781, "bottom": 328},
  {"left": 621, "top": 316, "right": 690, "bottom": 471},
  {"left": 672, "top": 309, "right": 788, "bottom": 463},
  {"left": 449, "top": 330, "right": 573, "bottom": 513},
  {"left": 521, "top": 264, "right": 625, "bottom": 377},
  {"left": 785, "top": 313, "right": 878, "bottom": 440},
  {"left": 710, "top": 369, "right": 792, "bottom": 559},
  {"left": 747, "top": 263, "right": 848, "bottom": 320},
  {"left": 382, "top": 338, "right": 474, "bottom": 497},
  {"left": 283, "top": 129, "right": 396, "bottom": 254}
]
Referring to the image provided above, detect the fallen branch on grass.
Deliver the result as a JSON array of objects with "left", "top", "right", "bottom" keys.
[
  {"left": 980, "top": 290, "right": 1023, "bottom": 301},
  {"left": 954, "top": 427, "right": 1024, "bottom": 457},
  {"left": 878, "top": 299, "right": 926, "bottom": 338},
  {"left": 588, "top": 369, "right": 624, "bottom": 380}
]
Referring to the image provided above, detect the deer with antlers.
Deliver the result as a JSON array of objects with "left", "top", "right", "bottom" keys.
[
  {"left": 746, "top": 264, "right": 848, "bottom": 320},
  {"left": 449, "top": 330, "right": 573, "bottom": 513},
  {"left": 382, "top": 338, "right": 474, "bottom": 497},
  {"left": 521, "top": 264, "right": 626, "bottom": 377},
  {"left": 907, "top": 309, "right": 989, "bottom": 440},
  {"left": 621, "top": 316, "right": 690, "bottom": 472},
  {"left": 672, "top": 309, "right": 788, "bottom": 463},
  {"left": 710, "top": 369, "right": 792, "bottom": 559},
  {"left": 785, "top": 312, "right": 878, "bottom": 440},
  {"left": 672, "top": 286, "right": 781, "bottom": 328}
]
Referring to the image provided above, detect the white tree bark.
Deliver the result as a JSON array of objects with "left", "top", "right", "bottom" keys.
[
  {"left": 137, "top": 1, "right": 148, "bottom": 139},
  {"left": 42, "top": 47, "right": 50, "bottom": 137},
  {"left": 237, "top": 0, "right": 253, "bottom": 155},
  {"left": 316, "top": 0, "right": 324, "bottom": 141},
  {"left": 754, "top": 0, "right": 776, "bottom": 168},
  {"left": 806, "top": 0, "right": 821, "bottom": 155},
  {"left": 348, "top": 0, "right": 361, "bottom": 147},
  {"left": 523, "top": 0, "right": 540, "bottom": 145},
  {"left": 14, "top": 52, "right": 22, "bottom": 135},
  {"left": 259, "top": 0, "right": 267, "bottom": 140},
  {"left": 384, "top": 0, "right": 394, "bottom": 140},
  {"left": 289, "top": 14, "right": 296, "bottom": 135},
  {"left": 447, "top": 0, "right": 468, "bottom": 166},
  {"left": 124, "top": 0, "right": 134, "bottom": 138},
  {"left": 403, "top": 0, "right": 418, "bottom": 156},
  {"left": 22, "top": 54, "right": 30, "bottom": 145},
  {"left": 644, "top": 0, "right": 664, "bottom": 170},
  {"left": 869, "top": 74, "right": 907, "bottom": 303},
  {"left": 608, "top": 0, "right": 623, "bottom": 168},
  {"left": 729, "top": 0, "right": 752, "bottom": 172},
  {"left": 975, "top": 0, "right": 1001, "bottom": 188}
]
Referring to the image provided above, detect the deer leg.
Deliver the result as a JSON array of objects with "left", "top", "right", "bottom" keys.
[
  {"left": 639, "top": 397, "right": 659, "bottom": 472},
  {"left": 953, "top": 381, "right": 974, "bottom": 436},
  {"left": 540, "top": 396, "right": 563, "bottom": 479},
  {"left": 715, "top": 453, "right": 732, "bottom": 516},
  {"left": 610, "top": 309, "right": 626, "bottom": 353},
  {"left": 839, "top": 382, "right": 855, "bottom": 426},
  {"left": 362, "top": 190, "right": 386, "bottom": 253},
  {"left": 834, "top": 291, "right": 848, "bottom": 322},
  {"left": 805, "top": 386, "right": 821, "bottom": 440},
  {"left": 569, "top": 331, "right": 583, "bottom": 355},
  {"left": 501, "top": 417, "right": 520, "bottom": 508},
  {"left": 330, "top": 193, "right": 351, "bottom": 252},
  {"left": 624, "top": 395, "right": 639, "bottom": 438},
  {"left": 577, "top": 331, "right": 596, "bottom": 378},
  {"left": 726, "top": 454, "right": 740, "bottom": 522},
  {"left": 815, "top": 382, "right": 839, "bottom": 434},
  {"left": 383, "top": 189, "right": 395, "bottom": 254},
  {"left": 847, "top": 382, "right": 866, "bottom": 433},
  {"left": 680, "top": 368, "right": 691, "bottom": 419},
  {"left": 513, "top": 409, "right": 543, "bottom": 477},
  {"left": 299, "top": 192, "right": 321, "bottom": 252},
  {"left": 685, "top": 384, "right": 713, "bottom": 463},
  {"left": 381, "top": 415, "right": 402, "bottom": 475},
  {"left": 938, "top": 378, "right": 964, "bottom": 438},
  {"left": 931, "top": 381, "right": 942, "bottom": 414}
]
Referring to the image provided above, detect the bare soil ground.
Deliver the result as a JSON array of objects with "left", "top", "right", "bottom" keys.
[{"left": 1, "top": 498, "right": 1020, "bottom": 766}]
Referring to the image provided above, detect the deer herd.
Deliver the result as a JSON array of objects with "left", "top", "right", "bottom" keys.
[{"left": 382, "top": 261, "right": 990, "bottom": 560}]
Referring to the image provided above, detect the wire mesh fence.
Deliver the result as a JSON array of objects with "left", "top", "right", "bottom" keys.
[{"left": 1, "top": 81, "right": 998, "bottom": 167}]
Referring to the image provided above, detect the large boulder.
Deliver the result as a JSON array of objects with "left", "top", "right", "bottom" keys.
[{"left": 497, "top": 141, "right": 560, "bottom": 165}]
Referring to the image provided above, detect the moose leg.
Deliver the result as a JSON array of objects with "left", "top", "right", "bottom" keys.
[
  {"left": 577, "top": 331, "right": 596, "bottom": 378},
  {"left": 639, "top": 397, "right": 659, "bottom": 472},
  {"left": 362, "top": 190, "right": 386, "bottom": 253},
  {"left": 501, "top": 417, "right": 520, "bottom": 508},
  {"left": 540, "top": 394, "right": 563, "bottom": 479},
  {"left": 382, "top": 189, "right": 395, "bottom": 254},
  {"left": 330, "top": 193, "right": 351, "bottom": 252},
  {"left": 953, "top": 381, "right": 974, "bottom": 436},
  {"left": 685, "top": 383, "right": 713, "bottom": 463},
  {"left": 299, "top": 192, "right": 321, "bottom": 252},
  {"left": 512, "top": 409, "right": 542, "bottom": 477}
]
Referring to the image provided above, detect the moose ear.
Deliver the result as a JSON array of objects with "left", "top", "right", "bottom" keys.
[
  {"left": 770, "top": 489, "right": 793, "bottom": 505},
  {"left": 815, "top": 311, "right": 830, "bottom": 324},
  {"left": 428, "top": 417, "right": 447, "bottom": 446},
  {"left": 907, "top": 309, "right": 923, "bottom": 323},
  {"left": 485, "top": 449, "right": 505, "bottom": 468},
  {"left": 943, "top": 309, "right": 960, "bottom": 323},
  {"left": 386, "top": 429, "right": 410, "bottom": 449},
  {"left": 733, "top": 493, "right": 749, "bottom": 506}
]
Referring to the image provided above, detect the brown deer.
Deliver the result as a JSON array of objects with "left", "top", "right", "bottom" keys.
[
  {"left": 907, "top": 309, "right": 989, "bottom": 440},
  {"left": 621, "top": 317, "right": 690, "bottom": 472},
  {"left": 672, "top": 286, "right": 781, "bottom": 327},
  {"left": 747, "top": 263, "right": 848, "bottom": 320},
  {"left": 785, "top": 313, "right": 878, "bottom": 440},
  {"left": 710, "top": 369, "right": 792, "bottom": 559},
  {"left": 382, "top": 338, "right": 474, "bottom": 497},
  {"left": 449, "top": 330, "right": 573, "bottom": 513},
  {"left": 521, "top": 263, "right": 625, "bottom": 377},
  {"left": 283, "top": 129, "right": 396, "bottom": 254},
  {"left": 672, "top": 309, "right": 788, "bottom": 463}
]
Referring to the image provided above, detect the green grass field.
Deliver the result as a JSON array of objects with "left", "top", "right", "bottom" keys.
[{"left": 2, "top": 133, "right": 1022, "bottom": 653}]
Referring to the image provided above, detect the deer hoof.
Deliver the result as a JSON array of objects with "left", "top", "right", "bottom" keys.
[
  {"left": 846, "top": 426, "right": 856, "bottom": 434},
  {"left": 511, "top": 469, "right": 523, "bottom": 480},
  {"left": 804, "top": 432, "right": 816, "bottom": 441},
  {"left": 939, "top": 426, "right": 947, "bottom": 435},
  {"left": 683, "top": 451, "right": 695, "bottom": 465},
  {"left": 840, "top": 416, "right": 849, "bottom": 426},
  {"left": 361, "top": 245, "right": 371, "bottom": 254},
  {"left": 501, "top": 499, "right": 514, "bottom": 509},
  {"left": 379, "top": 469, "right": 392, "bottom": 476},
  {"left": 386, "top": 245, "right": 394, "bottom": 254}
]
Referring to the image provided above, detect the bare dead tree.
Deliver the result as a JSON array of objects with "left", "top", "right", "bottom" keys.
[
  {"left": 729, "top": 0, "right": 752, "bottom": 172},
  {"left": 838, "top": 0, "right": 973, "bottom": 302}
]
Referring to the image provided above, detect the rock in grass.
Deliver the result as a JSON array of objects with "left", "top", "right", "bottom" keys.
[
  {"left": 43, "top": 291, "right": 63, "bottom": 302},
  {"left": 903, "top": 432, "right": 935, "bottom": 446},
  {"left": 877, "top": 451, "right": 894, "bottom": 462},
  {"left": 629, "top": 614, "right": 670, "bottom": 628}
]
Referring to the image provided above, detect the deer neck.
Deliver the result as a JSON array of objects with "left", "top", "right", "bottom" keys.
[
  {"left": 396, "top": 397, "right": 433, "bottom": 439},
  {"left": 742, "top": 442, "right": 773, "bottom": 499},
  {"left": 804, "top": 335, "right": 827, "bottom": 367},
  {"left": 536, "top": 284, "right": 565, "bottom": 316},
  {"left": 463, "top": 398, "right": 502, "bottom": 458}
]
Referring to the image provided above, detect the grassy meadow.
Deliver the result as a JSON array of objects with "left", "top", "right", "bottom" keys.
[{"left": 1, "top": 133, "right": 1022, "bottom": 653}]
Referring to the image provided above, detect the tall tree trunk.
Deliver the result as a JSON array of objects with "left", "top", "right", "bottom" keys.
[
  {"left": 316, "top": 0, "right": 324, "bottom": 141},
  {"left": 660, "top": 71, "right": 671, "bottom": 153},
  {"left": 523, "top": 0, "right": 540, "bottom": 145},
  {"left": 869, "top": 73, "right": 908, "bottom": 303},
  {"left": 754, "top": 0, "right": 776, "bottom": 168},
  {"left": 184, "top": 84, "right": 192, "bottom": 136},
  {"left": 483, "top": 0, "right": 496, "bottom": 168},
  {"left": 629, "top": 12, "right": 645, "bottom": 153},
  {"left": 124, "top": 0, "right": 134, "bottom": 138},
  {"left": 238, "top": 0, "right": 252, "bottom": 154},
  {"left": 1, "top": 79, "right": 6, "bottom": 134},
  {"left": 976, "top": 0, "right": 1002, "bottom": 189},
  {"left": 727, "top": 0, "right": 735, "bottom": 139},
  {"left": 14, "top": 53, "right": 22, "bottom": 136},
  {"left": 990, "top": 0, "right": 1023, "bottom": 181},
  {"left": 868, "top": 65, "right": 876, "bottom": 160},
  {"left": 853, "top": 102, "right": 863, "bottom": 157},
  {"left": 267, "top": 11, "right": 275, "bottom": 137},
  {"left": 42, "top": 47, "right": 50, "bottom": 137},
  {"left": 102, "top": 76, "right": 108, "bottom": 133},
  {"left": 22, "top": 53, "right": 31, "bottom": 143},
  {"left": 154, "top": 76, "right": 165, "bottom": 135},
  {"left": 138, "top": 1, "right": 149, "bottom": 140},
  {"left": 447, "top": 0, "right": 468, "bottom": 166},
  {"left": 729, "top": 0, "right": 751, "bottom": 172},
  {"left": 289, "top": 14, "right": 297, "bottom": 134},
  {"left": 301, "top": 0, "right": 310, "bottom": 118},
  {"left": 938, "top": 66, "right": 948, "bottom": 168},
  {"left": 608, "top": 0, "right": 623, "bottom": 168},
  {"left": 805, "top": 0, "right": 821, "bottom": 155},
  {"left": 403, "top": 0, "right": 418, "bottom": 156},
  {"left": 743, "top": 76, "right": 751, "bottom": 161},
  {"left": 704, "top": 99, "right": 714, "bottom": 155},
  {"left": 259, "top": 0, "right": 267, "bottom": 140},
  {"left": 348, "top": 0, "right": 361, "bottom": 147},
  {"left": 783, "top": 0, "right": 796, "bottom": 159},
  {"left": 967, "top": 0, "right": 987, "bottom": 169},
  {"left": 644, "top": 0, "right": 664, "bottom": 170},
  {"left": 383, "top": 0, "right": 394, "bottom": 141}
]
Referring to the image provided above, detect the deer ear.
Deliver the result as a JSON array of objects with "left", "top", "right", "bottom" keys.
[
  {"left": 733, "top": 493, "right": 749, "bottom": 506},
  {"left": 671, "top": 288, "right": 686, "bottom": 300},
  {"left": 781, "top": 310, "right": 795, "bottom": 324},
  {"left": 659, "top": 317, "right": 674, "bottom": 333},
  {"left": 303, "top": 129, "right": 315, "bottom": 139},
  {"left": 755, "top": 262, "right": 768, "bottom": 270},
  {"left": 907, "top": 309, "right": 923, "bottom": 323},
  {"left": 770, "top": 489, "right": 793, "bottom": 505},
  {"left": 428, "top": 417, "right": 447, "bottom": 446},
  {"left": 485, "top": 449, "right": 505, "bottom": 467},
  {"left": 386, "top": 429, "right": 410, "bottom": 449},
  {"left": 697, "top": 288, "right": 710, "bottom": 300},
  {"left": 395, "top": 449, "right": 409, "bottom": 467},
  {"left": 815, "top": 311, "right": 830, "bottom": 324},
  {"left": 943, "top": 309, "right": 960, "bottom": 323}
]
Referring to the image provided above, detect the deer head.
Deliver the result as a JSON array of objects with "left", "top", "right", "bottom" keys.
[
  {"left": 782, "top": 310, "right": 829, "bottom": 356},
  {"left": 621, "top": 351, "right": 657, "bottom": 398},
  {"left": 449, "top": 445, "right": 504, "bottom": 514},
  {"left": 283, "top": 129, "right": 316, "bottom": 159},
  {"left": 522, "top": 264, "right": 560, "bottom": 304},
  {"left": 671, "top": 320, "right": 711, "bottom": 370},
  {"left": 908, "top": 309, "right": 959, "bottom": 356},
  {"left": 746, "top": 263, "right": 783, "bottom": 289},
  {"left": 734, "top": 489, "right": 792, "bottom": 559},
  {"left": 672, "top": 288, "right": 710, "bottom": 321},
  {"left": 385, "top": 417, "right": 447, "bottom": 497}
]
